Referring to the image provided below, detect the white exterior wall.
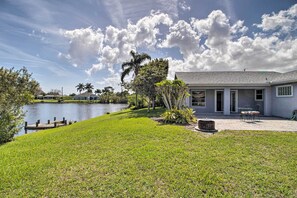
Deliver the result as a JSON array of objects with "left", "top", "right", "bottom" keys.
[{"left": 271, "top": 83, "right": 297, "bottom": 118}]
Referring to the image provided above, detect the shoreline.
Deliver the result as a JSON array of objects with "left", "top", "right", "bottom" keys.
[{"left": 32, "top": 99, "right": 128, "bottom": 104}]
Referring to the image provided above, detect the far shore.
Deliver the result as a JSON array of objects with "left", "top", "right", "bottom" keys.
[{"left": 32, "top": 99, "right": 128, "bottom": 104}]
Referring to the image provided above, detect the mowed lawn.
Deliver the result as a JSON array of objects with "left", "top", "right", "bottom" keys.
[{"left": 0, "top": 109, "right": 296, "bottom": 197}]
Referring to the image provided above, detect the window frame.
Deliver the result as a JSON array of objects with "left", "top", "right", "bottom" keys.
[
  {"left": 191, "top": 90, "right": 206, "bottom": 107},
  {"left": 255, "top": 89, "right": 264, "bottom": 101},
  {"left": 276, "top": 85, "right": 293, "bottom": 97}
]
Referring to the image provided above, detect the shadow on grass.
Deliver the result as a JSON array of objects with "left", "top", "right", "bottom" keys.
[
  {"left": 127, "top": 107, "right": 166, "bottom": 118},
  {"left": 110, "top": 107, "right": 166, "bottom": 119}
]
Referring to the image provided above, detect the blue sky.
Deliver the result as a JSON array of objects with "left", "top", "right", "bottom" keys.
[{"left": 0, "top": 0, "right": 296, "bottom": 94}]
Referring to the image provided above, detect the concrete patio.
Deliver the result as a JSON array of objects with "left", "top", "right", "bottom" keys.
[{"left": 195, "top": 115, "right": 297, "bottom": 132}]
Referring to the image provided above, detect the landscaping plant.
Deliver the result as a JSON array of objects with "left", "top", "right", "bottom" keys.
[
  {"left": 0, "top": 67, "right": 38, "bottom": 144},
  {"left": 157, "top": 79, "right": 195, "bottom": 124}
]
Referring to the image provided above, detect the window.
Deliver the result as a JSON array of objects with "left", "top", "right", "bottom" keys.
[
  {"left": 255, "top": 89, "right": 263, "bottom": 101},
  {"left": 276, "top": 85, "right": 293, "bottom": 97},
  {"left": 192, "top": 90, "right": 206, "bottom": 107}
]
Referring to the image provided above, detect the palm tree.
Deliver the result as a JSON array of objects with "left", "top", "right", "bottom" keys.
[
  {"left": 94, "top": 89, "right": 101, "bottom": 95},
  {"left": 121, "top": 50, "right": 151, "bottom": 108},
  {"left": 76, "top": 83, "right": 85, "bottom": 94},
  {"left": 85, "top": 83, "right": 94, "bottom": 93}
]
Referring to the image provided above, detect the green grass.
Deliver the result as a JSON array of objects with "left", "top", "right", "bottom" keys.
[{"left": 0, "top": 108, "right": 296, "bottom": 197}]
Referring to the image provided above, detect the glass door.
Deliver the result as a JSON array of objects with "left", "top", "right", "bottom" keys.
[{"left": 216, "top": 90, "right": 224, "bottom": 112}]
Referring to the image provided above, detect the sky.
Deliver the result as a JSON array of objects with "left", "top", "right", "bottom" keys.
[{"left": 0, "top": 0, "right": 297, "bottom": 94}]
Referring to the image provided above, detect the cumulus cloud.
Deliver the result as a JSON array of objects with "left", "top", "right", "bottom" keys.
[
  {"left": 60, "top": 12, "right": 172, "bottom": 76},
  {"left": 159, "top": 20, "right": 200, "bottom": 57},
  {"left": 61, "top": 4, "right": 297, "bottom": 84},
  {"left": 60, "top": 27, "right": 104, "bottom": 67},
  {"left": 255, "top": 4, "right": 297, "bottom": 34}
]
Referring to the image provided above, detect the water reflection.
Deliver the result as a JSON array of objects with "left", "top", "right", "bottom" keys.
[{"left": 19, "top": 103, "right": 127, "bottom": 136}]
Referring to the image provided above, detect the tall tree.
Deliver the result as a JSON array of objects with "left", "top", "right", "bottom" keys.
[
  {"left": 121, "top": 50, "right": 151, "bottom": 108},
  {"left": 76, "top": 83, "right": 85, "bottom": 94},
  {"left": 101, "top": 86, "right": 114, "bottom": 103},
  {"left": 94, "top": 89, "right": 102, "bottom": 95},
  {"left": 85, "top": 83, "right": 94, "bottom": 93},
  {"left": 0, "top": 67, "right": 38, "bottom": 144},
  {"left": 133, "top": 59, "right": 168, "bottom": 111}
]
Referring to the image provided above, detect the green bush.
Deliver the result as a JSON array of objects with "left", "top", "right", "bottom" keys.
[
  {"left": 162, "top": 108, "right": 196, "bottom": 124},
  {"left": 128, "top": 94, "right": 147, "bottom": 109}
]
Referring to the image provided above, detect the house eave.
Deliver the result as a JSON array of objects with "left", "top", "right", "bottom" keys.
[
  {"left": 186, "top": 83, "right": 271, "bottom": 87},
  {"left": 270, "top": 80, "right": 297, "bottom": 85}
]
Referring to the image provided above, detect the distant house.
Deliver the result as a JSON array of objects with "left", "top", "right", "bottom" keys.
[
  {"left": 73, "top": 92, "right": 99, "bottom": 100},
  {"left": 175, "top": 70, "right": 297, "bottom": 118},
  {"left": 36, "top": 95, "right": 61, "bottom": 100}
]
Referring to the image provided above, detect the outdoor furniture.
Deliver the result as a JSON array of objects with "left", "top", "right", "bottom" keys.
[
  {"left": 240, "top": 111, "right": 260, "bottom": 121},
  {"left": 238, "top": 107, "right": 253, "bottom": 112}
]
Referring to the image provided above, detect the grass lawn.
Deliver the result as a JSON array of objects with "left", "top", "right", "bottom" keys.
[{"left": 0, "top": 108, "right": 296, "bottom": 197}]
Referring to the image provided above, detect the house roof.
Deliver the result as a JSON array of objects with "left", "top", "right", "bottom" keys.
[
  {"left": 175, "top": 71, "right": 280, "bottom": 86},
  {"left": 175, "top": 70, "right": 297, "bottom": 86},
  {"left": 74, "top": 92, "right": 97, "bottom": 97},
  {"left": 270, "top": 70, "right": 297, "bottom": 85}
]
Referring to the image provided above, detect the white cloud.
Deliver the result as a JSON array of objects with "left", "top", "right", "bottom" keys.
[
  {"left": 159, "top": 20, "right": 200, "bottom": 57},
  {"left": 61, "top": 4, "right": 297, "bottom": 88},
  {"left": 191, "top": 10, "right": 231, "bottom": 51},
  {"left": 61, "top": 27, "right": 104, "bottom": 67},
  {"left": 68, "top": 12, "right": 172, "bottom": 75},
  {"left": 96, "top": 73, "right": 122, "bottom": 91},
  {"left": 255, "top": 4, "right": 297, "bottom": 34},
  {"left": 178, "top": 1, "right": 191, "bottom": 11}
]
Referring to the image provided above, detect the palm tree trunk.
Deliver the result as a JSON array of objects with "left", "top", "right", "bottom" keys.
[
  {"left": 135, "top": 90, "right": 138, "bottom": 108},
  {"left": 147, "top": 98, "right": 151, "bottom": 112}
]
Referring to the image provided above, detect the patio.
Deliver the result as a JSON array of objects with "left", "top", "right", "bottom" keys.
[{"left": 194, "top": 115, "right": 297, "bottom": 132}]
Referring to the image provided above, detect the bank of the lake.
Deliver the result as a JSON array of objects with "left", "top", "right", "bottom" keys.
[
  {"left": 1, "top": 108, "right": 296, "bottom": 197},
  {"left": 20, "top": 103, "right": 127, "bottom": 136}
]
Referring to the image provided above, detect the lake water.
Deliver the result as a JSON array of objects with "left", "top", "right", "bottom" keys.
[{"left": 18, "top": 103, "right": 127, "bottom": 136}]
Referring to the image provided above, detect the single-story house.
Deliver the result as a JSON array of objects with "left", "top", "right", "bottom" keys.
[
  {"left": 175, "top": 70, "right": 297, "bottom": 118},
  {"left": 73, "top": 92, "right": 99, "bottom": 100},
  {"left": 36, "top": 95, "right": 62, "bottom": 100}
]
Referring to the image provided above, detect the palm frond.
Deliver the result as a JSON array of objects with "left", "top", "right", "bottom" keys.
[
  {"left": 122, "top": 61, "right": 134, "bottom": 70},
  {"left": 121, "top": 66, "right": 132, "bottom": 82}
]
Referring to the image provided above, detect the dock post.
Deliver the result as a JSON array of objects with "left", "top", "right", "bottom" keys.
[
  {"left": 37, "top": 120, "right": 40, "bottom": 124},
  {"left": 54, "top": 122, "right": 57, "bottom": 127},
  {"left": 25, "top": 122, "right": 28, "bottom": 134},
  {"left": 48, "top": 120, "right": 50, "bottom": 124},
  {"left": 64, "top": 120, "right": 67, "bottom": 125},
  {"left": 63, "top": 117, "right": 65, "bottom": 123},
  {"left": 54, "top": 117, "right": 56, "bottom": 121},
  {"left": 36, "top": 122, "right": 39, "bottom": 127}
]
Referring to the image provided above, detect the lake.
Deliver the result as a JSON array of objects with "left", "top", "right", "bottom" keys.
[{"left": 18, "top": 103, "right": 127, "bottom": 136}]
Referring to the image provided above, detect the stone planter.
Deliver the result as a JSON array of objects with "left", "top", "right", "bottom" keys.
[{"left": 196, "top": 119, "right": 218, "bottom": 133}]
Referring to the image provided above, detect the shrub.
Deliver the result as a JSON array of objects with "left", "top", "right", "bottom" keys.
[
  {"left": 128, "top": 94, "right": 147, "bottom": 109},
  {"left": 162, "top": 108, "right": 196, "bottom": 124}
]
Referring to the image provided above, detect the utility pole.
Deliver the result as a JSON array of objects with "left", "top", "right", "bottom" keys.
[{"left": 61, "top": 87, "right": 63, "bottom": 100}]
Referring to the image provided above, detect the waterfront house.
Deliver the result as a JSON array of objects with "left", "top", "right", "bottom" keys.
[
  {"left": 175, "top": 70, "right": 297, "bottom": 118},
  {"left": 73, "top": 92, "right": 99, "bottom": 100}
]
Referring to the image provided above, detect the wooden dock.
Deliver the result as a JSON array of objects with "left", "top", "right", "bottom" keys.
[{"left": 24, "top": 117, "right": 68, "bottom": 134}]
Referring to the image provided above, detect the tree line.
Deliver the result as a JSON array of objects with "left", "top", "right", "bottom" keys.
[{"left": 74, "top": 83, "right": 128, "bottom": 104}]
